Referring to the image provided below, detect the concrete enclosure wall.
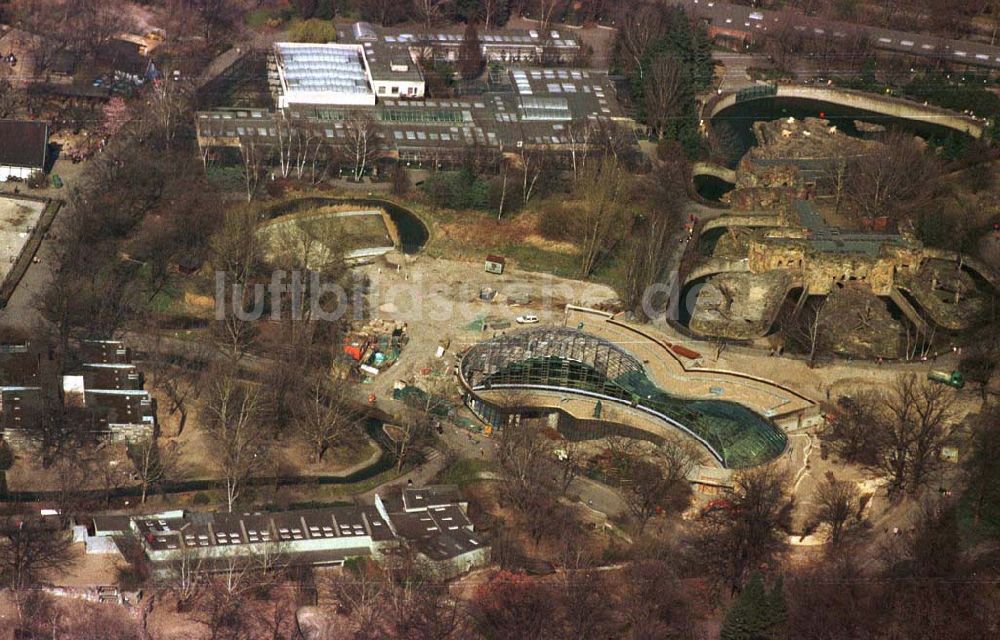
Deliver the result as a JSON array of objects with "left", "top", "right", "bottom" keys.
[{"left": 709, "top": 84, "right": 985, "bottom": 139}]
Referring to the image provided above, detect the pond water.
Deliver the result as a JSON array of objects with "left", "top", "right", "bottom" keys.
[{"left": 694, "top": 175, "right": 736, "bottom": 202}]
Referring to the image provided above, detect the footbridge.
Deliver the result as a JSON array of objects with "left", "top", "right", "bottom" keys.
[
  {"left": 692, "top": 162, "right": 737, "bottom": 184},
  {"left": 708, "top": 84, "right": 986, "bottom": 139},
  {"left": 683, "top": 257, "right": 752, "bottom": 286},
  {"left": 699, "top": 214, "right": 785, "bottom": 234}
]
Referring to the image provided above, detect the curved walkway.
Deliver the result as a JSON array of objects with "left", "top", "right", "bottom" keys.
[{"left": 565, "top": 307, "right": 815, "bottom": 420}]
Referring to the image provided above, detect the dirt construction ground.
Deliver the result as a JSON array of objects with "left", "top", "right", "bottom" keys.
[
  {"left": 357, "top": 252, "right": 619, "bottom": 400},
  {"left": 0, "top": 195, "right": 44, "bottom": 283}
]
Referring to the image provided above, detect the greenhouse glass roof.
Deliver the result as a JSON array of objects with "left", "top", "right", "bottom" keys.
[
  {"left": 460, "top": 328, "right": 787, "bottom": 468},
  {"left": 275, "top": 43, "right": 371, "bottom": 94}
]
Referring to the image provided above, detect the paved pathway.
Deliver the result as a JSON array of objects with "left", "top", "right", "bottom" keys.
[{"left": 564, "top": 308, "right": 815, "bottom": 418}]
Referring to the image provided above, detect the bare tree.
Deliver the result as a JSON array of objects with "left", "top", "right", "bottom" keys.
[
  {"left": 294, "top": 376, "right": 361, "bottom": 463},
  {"left": 616, "top": 559, "right": 699, "bottom": 639},
  {"left": 33, "top": 393, "right": 98, "bottom": 468},
  {"left": 127, "top": 436, "right": 182, "bottom": 504},
  {"left": 616, "top": 437, "right": 698, "bottom": 533},
  {"left": 536, "top": 0, "right": 563, "bottom": 31},
  {"left": 622, "top": 149, "right": 687, "bottom": 318},
  {"left": 554, "top": 440, "right": 583, "bottom": 496},
  {"left": 964, "top": 404, "right": 1000, "bottom": 524},
  {"left": 142, "top": 337, "right": 205, "bottom": 437},
  {"left": 237, "top": 134, "right": 271, "bottom": 202},
  {"left": 820, "top": 140, "right": 853, "bottom": 214},
  {"left": 325, "top": 558, "right": 391, "bottom": 634},
  {"left": 643, "top": 55, "right": 687, "bottom": 140},
  {"left": 165, "top": 544, "right": 206, "bottom": 612},
  {"left": 481, "top": 0, "right": 505, "bottom": 30},
  {"left": 414, "top": 0, "right": 452, "bottom": 29},
  {"left": 362, "top": 0, "right": 404, "bottom": 26},
  {"left": 201, "top": 368, "right": 268, "bottom": 512},
  {"left": 877, "top": 374, "right": 956, "bottom": 496},
  {"left": 698, "top": 464, "right": 789, "bottom": 593},
  {"left": 495, "top": 419, "right": 558, "bottom": 512},
  {"left": 845, "top": 131, "right": 938, "bottom": 225},
  {"left": 612, "top": 4, "right": 666, "bottom": 80},
  {"left": 621, "top": 459, "right": 687, "bottom": 533},
  {"left": 823, "top": 391, "right": 883, "bottom": 465},
  {"left": 0, "top": 521, "right": 75, "bottom": 619},
  {"left": 765, "top": 12, "right": 808, "bottom": 73},
  {"left": 74, "top": 0, "right": 132, "bottom": 55},
  {"left": 575, "top": 156, "right": 634, "bottom": 278},
  {"left": 396, "top": 376, "right": 450, "bottom": 472},
  {"left": 0, "top": 77, "right": 22, "bottom": 119},
  {"left": 813, "top": 472, "right": 861, "bottom": 545},
  {"left": 791, "top": 296, "right": 829, "bottom": 367},
  {"left": 517, "top": 145, "right": 551, "bottom": 207},
  {"left": 336, "top": 112, "right": 381, "bottom": 182},
  {"left": 210, "top": 206, "right": 264, "bottom": 361}
]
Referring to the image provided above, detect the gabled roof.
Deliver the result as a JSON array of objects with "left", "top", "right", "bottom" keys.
[{"left": 0, "top": 120, "right": 48, "bottom": 170}]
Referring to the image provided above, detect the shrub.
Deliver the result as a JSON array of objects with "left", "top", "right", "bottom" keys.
[
  {"left": 27, "top": 171, "right": 47, "bottom": 189},
  {"left": 537, "top": 201, "right": 576, "bottom": 241},
  {"left": 421, "top": 170, "right": 492, "bottom": 210},
  {"left": 191, "top": 491, "right": 211, "bottom": 505},
  {"left": 289, "top": 18, "right": 338, "bottom": 43}
]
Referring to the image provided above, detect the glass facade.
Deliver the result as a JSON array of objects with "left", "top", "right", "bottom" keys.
[{"left": 459, "top": 328, "right": 787, "bottom": 468}]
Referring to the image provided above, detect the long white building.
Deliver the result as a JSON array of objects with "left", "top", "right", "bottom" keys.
[{"left": 272, "top": 41, "right": 427, "bottom": 108}]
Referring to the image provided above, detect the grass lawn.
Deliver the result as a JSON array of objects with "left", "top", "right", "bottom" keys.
[
  {"left": 957, "top": 490, "right": 1000, "bottom": 547},
  {"left": 147, "top": 282, "right": 187, "bottom": 316},
  {"left": 245, "top": 6, "right": 293, "bottom": 28},
  {"left": 435, "top": 457, "right": 497, "bottom": 487}
]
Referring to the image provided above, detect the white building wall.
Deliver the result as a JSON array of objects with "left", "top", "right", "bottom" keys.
[
  {"left": 144, "top": 532, "right": 376, "bottom": 564},
  {"left": 0, "top": 165, "right": 36, "bottom": 181},
  {"left": 372, "top": 79, "right": 425, "bottom": 99},
  {"left": 278, "top": 90, "right": 377, "bottom": 108}
]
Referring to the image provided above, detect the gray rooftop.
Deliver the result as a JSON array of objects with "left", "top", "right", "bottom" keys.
[
  {"left": 134, "top": 505, "right": 389, "bottom": 553},
  {"left": 197, "top": 66, "right": 628, "bottom": 154},
  {"left": 275, "top": 43, "right": 371, "bottom": 95}
]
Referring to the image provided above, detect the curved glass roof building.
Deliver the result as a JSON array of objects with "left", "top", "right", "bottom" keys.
[{"left": 459, "top": 328, "right": 787, "bottom": 468}]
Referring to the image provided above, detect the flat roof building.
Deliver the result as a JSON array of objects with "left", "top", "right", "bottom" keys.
[
  {"left": 342, "top": 22, "right": 582, "bottom": 65},
  {"left": 273, "top": 42, "right": 376, "bottom": 108},
  {"left": 121, "top": 484, "right": 488, "bottom": 578},
  {"left": 0, "top": 339, "right": 156, "bottom": 451}
]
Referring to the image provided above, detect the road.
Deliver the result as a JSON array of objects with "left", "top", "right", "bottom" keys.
[{"left": 678, "top": 0, "right": 1000, "bottom": 70}]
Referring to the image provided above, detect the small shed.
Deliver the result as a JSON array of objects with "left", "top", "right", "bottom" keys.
[{"left": 484, "top": 255, "right": 505, "bottom": 275}]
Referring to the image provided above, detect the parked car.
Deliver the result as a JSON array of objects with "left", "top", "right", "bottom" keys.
[{"left": 516, "top": 315, "right": 539, "bottom": 324}]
